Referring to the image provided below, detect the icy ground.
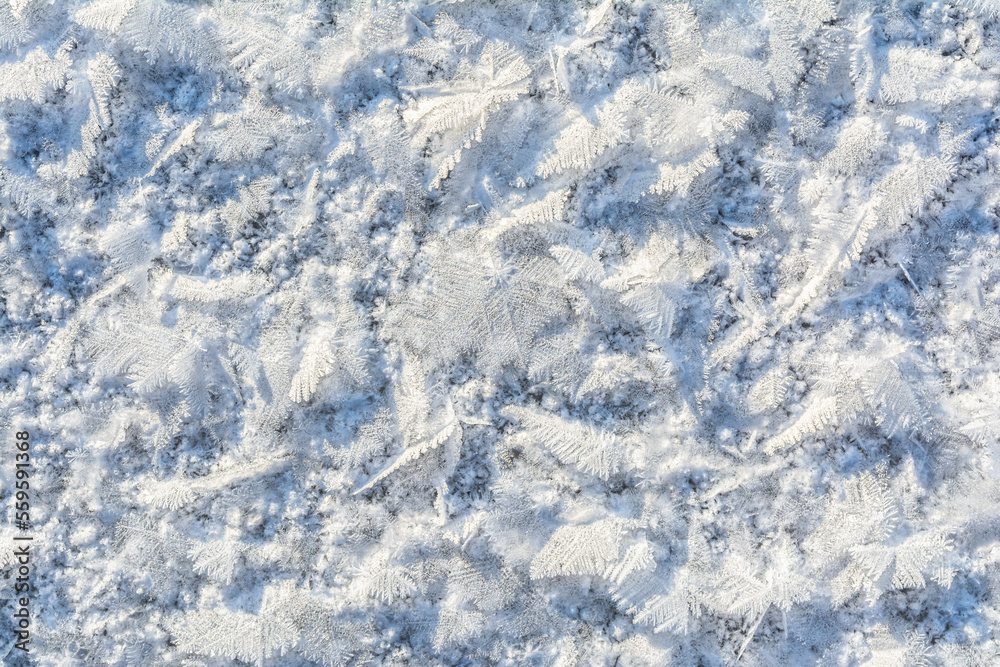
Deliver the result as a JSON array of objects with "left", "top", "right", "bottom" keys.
[{"left": 2, "top": 0, "right": 1000, "bottom": 665}]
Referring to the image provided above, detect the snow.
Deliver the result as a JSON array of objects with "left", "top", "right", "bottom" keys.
[{"left": 1, "top": 0, "right": 1000, "bottom": 665}]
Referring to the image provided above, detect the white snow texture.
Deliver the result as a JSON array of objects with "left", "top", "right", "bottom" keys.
[{"left": 2, "top": 0, "right": 1000, "bottom": 665}]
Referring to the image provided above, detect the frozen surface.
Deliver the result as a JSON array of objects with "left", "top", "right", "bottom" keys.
[{"left": 2, "top": 0, "right": 1000, "bottom": 664}]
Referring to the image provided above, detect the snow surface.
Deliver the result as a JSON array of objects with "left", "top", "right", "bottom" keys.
[{"left": 2, "top": 0, "right": 1000, "bottom": 664}]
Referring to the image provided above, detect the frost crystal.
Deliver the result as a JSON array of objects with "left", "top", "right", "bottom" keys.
[{"left": 3, "top": 0, "right": 1000, "bottom": 664}]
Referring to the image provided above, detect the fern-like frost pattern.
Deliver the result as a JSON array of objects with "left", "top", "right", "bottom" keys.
[{"left": 2, "top": 0, "right": 1000, "bottom": 665}]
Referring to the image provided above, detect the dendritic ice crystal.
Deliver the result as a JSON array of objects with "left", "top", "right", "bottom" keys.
[{"left": 2, "top": 0, "right": 1000, "bottom": 664}]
